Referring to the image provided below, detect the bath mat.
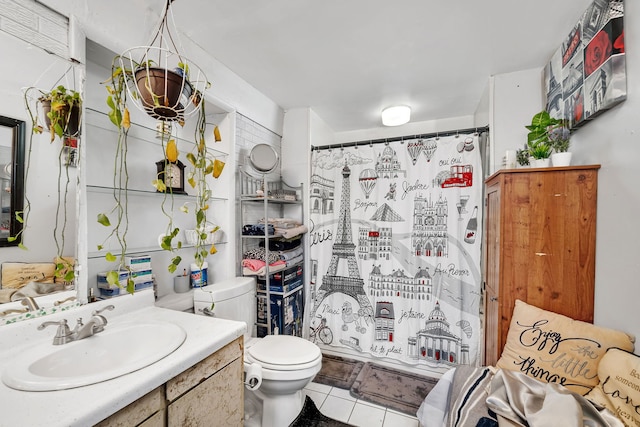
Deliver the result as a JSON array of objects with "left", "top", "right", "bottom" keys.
[
  {"left": 350, "top": 362, "right": 439, "bottom": 415},
  {"left": 289, "top": 396, "right": 354, "bottom": 427},
  {"left": 313, "top": 354, "right": 365, "bottom": 389}
]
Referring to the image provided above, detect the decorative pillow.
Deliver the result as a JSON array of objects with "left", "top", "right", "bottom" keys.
[
  {"left": 1, "top": 263, "right": 56, "bottom": 289},
  {"left": 496, "top": 300, "right": 635, "bottom": 395},
  {"left": 585, "top": 348, "right": 640, "bottom": 427}
]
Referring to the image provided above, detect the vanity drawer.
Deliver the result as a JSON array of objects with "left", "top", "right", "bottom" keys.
[
  {"left": 166, "top": 336, "right": 243, "bottom": 401},
  {"left": 95, "top": 385, "right": 165, "bottom": 427},
  {"left": 167, "top": 357, "right": 243, "bottom": 427}
]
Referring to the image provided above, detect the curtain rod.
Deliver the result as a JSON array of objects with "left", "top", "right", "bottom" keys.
[{"left": 311, "top": 125, "right": 489, "bottom": 151}]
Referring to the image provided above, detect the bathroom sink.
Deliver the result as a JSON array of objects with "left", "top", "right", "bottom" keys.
[{"left": 2, "top": 321, "right": 186, "bottom": 391}]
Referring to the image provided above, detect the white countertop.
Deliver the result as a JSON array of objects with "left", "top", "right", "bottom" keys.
[{"left": 0, "top": 289, "right": 246, "bottom": 427}]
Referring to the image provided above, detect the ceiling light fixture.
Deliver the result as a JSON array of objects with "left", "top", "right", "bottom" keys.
[{"left": 381, "top": 105, "right": 411, "bottom": 126}]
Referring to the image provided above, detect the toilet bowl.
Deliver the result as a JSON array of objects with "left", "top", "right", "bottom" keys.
[{"left": 193, "top": 277, "right": 322, "bottom": 427}]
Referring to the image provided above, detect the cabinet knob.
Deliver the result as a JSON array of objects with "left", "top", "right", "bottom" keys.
[{"left": 490, "top": 296, "right": 498, "bottom": 302}]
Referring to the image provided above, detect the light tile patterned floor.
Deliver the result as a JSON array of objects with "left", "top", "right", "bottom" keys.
[{"left": 304, "top": 381, "right": 420, "bottom": 427}]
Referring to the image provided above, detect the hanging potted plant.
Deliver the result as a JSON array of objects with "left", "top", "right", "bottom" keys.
[
  {"left": 180, "top": 104, "right": 222, "bottom": 273},
  {"left": 96, "top": 0, "right": 215, "bottom": 294},
  {"left": 153, "top": 135, "right": 186, "bottom": 275},
  {"left": 39, "top": 85, "right": 82, "bottom": 141},
  {"left": 134, "top": 62, "right": 194, "bottom": 121},
  {"left": 97, "top": 57, "right": 136, "bottom": 293},
  {"left": 17, "top": 84, "right": 82, "bottom": 283}
]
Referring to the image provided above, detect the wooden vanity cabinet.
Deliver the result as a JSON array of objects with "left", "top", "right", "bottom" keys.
[
  {"left": 166, "top": 337, "right": 244, "bottom": 426},
  {"left": 483, "top": 165, "right": 599, "bottom": 366},
  {"left": 96, "top": 337, "right": 244, "bottom": 427}
]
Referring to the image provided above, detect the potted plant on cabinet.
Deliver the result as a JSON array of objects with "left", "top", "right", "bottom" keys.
[
  {"left": 515, "top": 145, "right": 530, "bottom": 168},
  {"left": 525, "top": 110, "right": 565, "bottom": 168},
  {"left": 549, "top": 126, "right": 572, "bottom": 167},
  {"left": 528, "top": 142, "right": 552, "bottom": 167}
]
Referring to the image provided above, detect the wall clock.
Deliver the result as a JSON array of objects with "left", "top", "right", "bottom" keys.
[{"left": 156, "top": 159, "right": 186, "bottom": 194}]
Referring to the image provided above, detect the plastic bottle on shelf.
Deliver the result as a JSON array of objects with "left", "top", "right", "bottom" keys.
[{"left": 190, "top": 262, "right": 208, "bottom": 288}]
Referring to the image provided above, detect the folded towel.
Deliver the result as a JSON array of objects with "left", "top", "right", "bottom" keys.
[
  {"left": 275, "top": 224, "right": 308, "bottom": 239},
  {"left": 259, "top": 218, "right": 302, "bottom": 228},
  {"left": 259, "top": 236, "right": 302, "bottom": 251},
  {"left": 278, "top": 246, "right": 304, "bottom": 261},
  {"left": 243, "top": 247, "right": 281, "bottom": 264},
  {"left": 242, "top": 224, "right": 276, "bottom": 236},
  {"left": 242, "top": 260, "right": 286, "bottom": 276},
  {"left": 285, "top": 254, "right": 304, "bottom": 268}
]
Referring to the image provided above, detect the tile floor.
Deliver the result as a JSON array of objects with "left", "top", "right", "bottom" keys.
[{"left": 303, "top": 381, "right": 420, "bottom": 427}]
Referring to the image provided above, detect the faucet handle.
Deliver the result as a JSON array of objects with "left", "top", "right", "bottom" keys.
[
  {"left": 38, "top": 319, "right": 73, "bottom": 345},
  {"left": 92, "top": 304, "right": 115, "bottom": 316}
]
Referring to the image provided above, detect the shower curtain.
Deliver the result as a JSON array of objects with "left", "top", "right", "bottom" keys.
[{"left": 308, "top": 132, "right": 483, "bottom": 368}]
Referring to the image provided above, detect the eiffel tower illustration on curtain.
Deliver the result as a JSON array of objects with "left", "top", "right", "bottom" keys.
[{"left": 312, "top": 163, "right": 374, "bottom": 330}]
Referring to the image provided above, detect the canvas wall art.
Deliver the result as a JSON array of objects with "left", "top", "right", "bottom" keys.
[{"left": 544, "top": 0, "right": 625, "bottom": 128}]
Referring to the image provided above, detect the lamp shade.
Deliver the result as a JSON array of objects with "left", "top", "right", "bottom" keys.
[{"left": 381, "top": 106, "right": 411, "bottom": 126}]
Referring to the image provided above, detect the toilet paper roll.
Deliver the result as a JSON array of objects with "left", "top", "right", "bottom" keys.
[
  {"left": 245, "top": 362, "right": 262, "bottom": 391},
  {"left": 174, "top": 276, "right": 190, "bottom": 293}
]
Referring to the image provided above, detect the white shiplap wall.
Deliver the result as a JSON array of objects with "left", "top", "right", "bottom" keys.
[{"left": 0, "top": 0, "right": 68, "bottom": 60}]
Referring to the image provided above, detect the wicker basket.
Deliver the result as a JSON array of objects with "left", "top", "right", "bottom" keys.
[{"left": 185, "top": 228, "right": 220, "bottom": 245}]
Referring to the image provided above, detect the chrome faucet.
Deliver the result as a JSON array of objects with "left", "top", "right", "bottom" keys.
[
  {"left": 38, "top": 305, "right": 115, "bottom": 345},
  {"left": 21, "top": 297, "right": 40, "bottom": 311}
]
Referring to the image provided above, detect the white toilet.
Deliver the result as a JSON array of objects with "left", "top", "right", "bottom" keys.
[{"left": 193, "top": 277, "right": 322, "bottom": 427}]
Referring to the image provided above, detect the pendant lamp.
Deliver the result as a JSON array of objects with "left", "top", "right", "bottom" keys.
[{"left": 119, "top": 0, "right": 210, "bottom": 122}]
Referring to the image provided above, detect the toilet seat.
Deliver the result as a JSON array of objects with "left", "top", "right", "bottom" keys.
[{"left": 246, "top": 335, "right": 322, "bottom": 371}]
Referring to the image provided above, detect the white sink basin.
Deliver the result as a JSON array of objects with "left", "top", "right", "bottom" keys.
[{"left": 2, "top": 321, "right": 186, "bottom": 391}]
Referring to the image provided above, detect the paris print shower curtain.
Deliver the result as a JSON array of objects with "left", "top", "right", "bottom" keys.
[{"left": 309, "top": 133, "right": 483, "bottom": 368}]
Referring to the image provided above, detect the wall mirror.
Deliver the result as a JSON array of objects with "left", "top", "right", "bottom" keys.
[
  {"left": 0, "top": 116, "right": 25, "bottom": 247},
  {"left": 249, "top": 143, "right": 279, "bottom": 174}
]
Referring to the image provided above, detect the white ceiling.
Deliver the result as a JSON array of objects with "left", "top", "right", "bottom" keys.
[{"left": 169, "top": 0, "right": 594, "bottom": 132}]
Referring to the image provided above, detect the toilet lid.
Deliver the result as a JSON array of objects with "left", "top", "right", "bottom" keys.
[{"left": 247, "top": 335, "right": 321, "bottom": 370}]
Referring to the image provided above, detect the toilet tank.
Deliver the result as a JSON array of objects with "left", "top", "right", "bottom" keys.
[{"left": 193, "top": 276, "right": 256, "bottom": 338}]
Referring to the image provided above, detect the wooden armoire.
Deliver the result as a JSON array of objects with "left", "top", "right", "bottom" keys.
[{"left": 483, "top": 165, "right": 600, "bottom": 366}]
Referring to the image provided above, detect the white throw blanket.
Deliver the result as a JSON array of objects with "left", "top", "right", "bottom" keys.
[
  {"left": 0, "top": 281, "right": 66, "bottom": 303},
  {"left": 417, "top": 367, "right": 624, "bottom": 427}
]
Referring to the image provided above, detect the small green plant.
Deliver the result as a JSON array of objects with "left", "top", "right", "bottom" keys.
[
  {"left": 525, "top": 110, "right": 567, "bottom": 160},
  {"left": 516, "top": 146, "right": 530, "bottom": 166},
  {"left": 549, "top": 126, "right": 571, "bottom": 153},
  {"left": 525, "top": 110, "right": 563, "bottom": 146},
  {"left": 528, "top": 142, "right": 552, "bottom": 160}
]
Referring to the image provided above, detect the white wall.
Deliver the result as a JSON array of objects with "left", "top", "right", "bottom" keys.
[
  {"left": 567, "top": 2, "right": 640, "bottom": 345},
  {"left": 489, "top": 69, "right": 544, "bottom": 174}
]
